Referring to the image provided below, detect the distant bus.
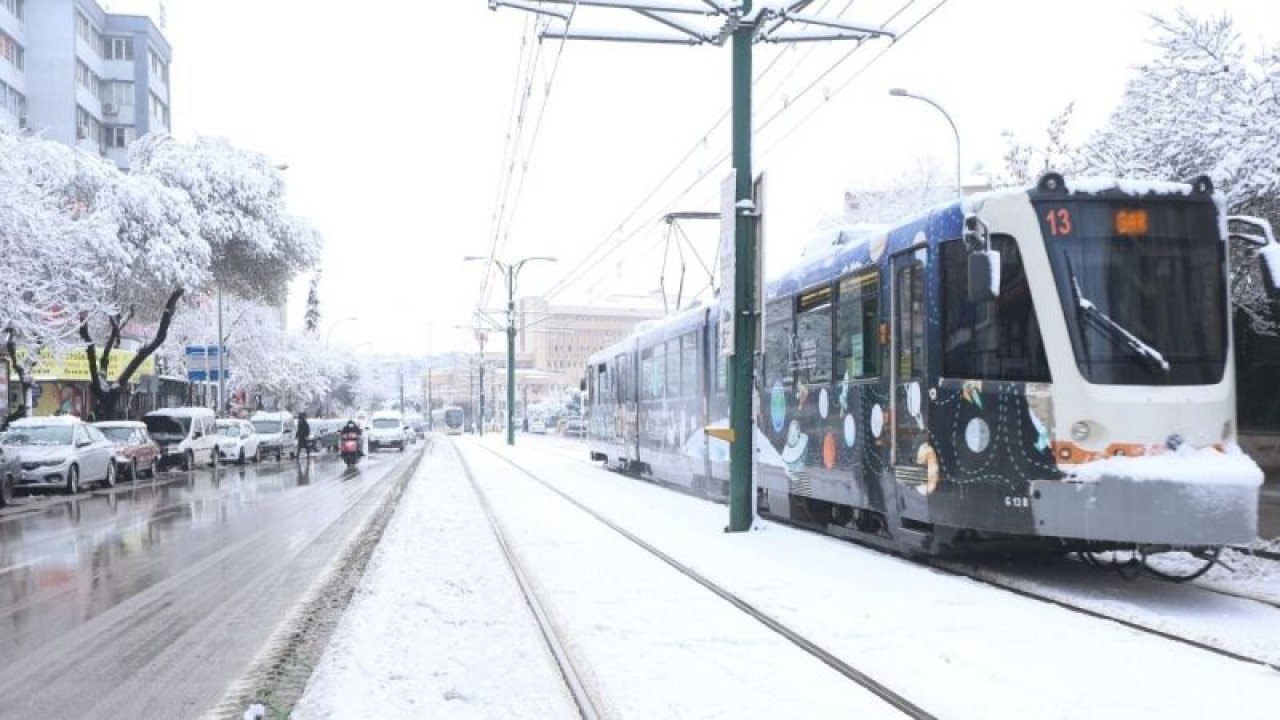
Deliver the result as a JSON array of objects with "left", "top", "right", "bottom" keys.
[{"left": 432, "top": 405, "right": 465, "bottom": 435}]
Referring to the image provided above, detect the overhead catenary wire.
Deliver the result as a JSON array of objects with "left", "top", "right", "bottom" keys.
[
  {"left": 556, "top": 0, "right": 949, "bottom": 304},
  {"left": 478, "top": 2, "right": 582, "bottom": 316}
]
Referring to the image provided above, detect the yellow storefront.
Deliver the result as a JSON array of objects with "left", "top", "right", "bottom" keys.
[{"left": 10, "top": 348, "right": 156, "bottom": 417}]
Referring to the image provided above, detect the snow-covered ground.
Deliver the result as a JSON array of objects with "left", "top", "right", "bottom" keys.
[{"left": 294, "top": 435, "right": 1278, "bottom": 719}]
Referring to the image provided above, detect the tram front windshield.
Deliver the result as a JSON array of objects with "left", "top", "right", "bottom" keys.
[{"left": 1037, "top": 198, "right": 1227, "bottom": 386}]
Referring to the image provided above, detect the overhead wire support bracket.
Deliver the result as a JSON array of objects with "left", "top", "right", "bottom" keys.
[
  {"left": 541, "top": 28, "right": 703, "bottom": 44},
  {"left": 526, "top": 0, "right": 719, "bottom": 15},
  {"left": 488, "top": 0, "right": 573, "bottom": 21}
]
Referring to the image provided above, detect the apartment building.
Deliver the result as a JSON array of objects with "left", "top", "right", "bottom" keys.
[{"left": 1, "top": 0, "right": 170, "bottom": 169}]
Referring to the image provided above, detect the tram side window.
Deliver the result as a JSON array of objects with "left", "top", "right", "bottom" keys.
[
  {"left": 652, "top": 343, "right": 666, "bottom": 399},
  {"left": 640, "top": 349, "right": 654, "bottom": 401},
  {"left": 940, "top": 235, "right": 1050, "bottom": 382},
  {"left": 794, "top": 285, "right": 833, "bottom": 386},
  {"left": 682, "top": 333, "right": 698, "bottom": 397},
  {"left": 764, "top": 298, "right": 794, "bottom": 392},
  {"left": 666, "top": 339, "right": 681, "bottom": 398},
  {"left": 836, "top": 272, "right": 880, "bottom": 379}
]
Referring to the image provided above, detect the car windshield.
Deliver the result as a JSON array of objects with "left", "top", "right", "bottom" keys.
[
  {"left": 3, "top": 425, "right": 74, "bottom": 446},
  {"left": 98, "top": 427, "right": 136, "bottom": 443},
  {"left": 252, "top": 420, "right": 281, "bottom": 434},
  {"left": 372, "top": 419, "right": 400, "bottom": 429},
  {"left": 218, "top": 425, "right": 242, "bottom": 437},
  {"left": 144, "top": 416, "right": 191, "bottom": 439}
]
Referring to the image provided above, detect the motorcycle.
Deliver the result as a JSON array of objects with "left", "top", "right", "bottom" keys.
[{"left": 340, "top": 432, "right": 362, "bottom": 469}]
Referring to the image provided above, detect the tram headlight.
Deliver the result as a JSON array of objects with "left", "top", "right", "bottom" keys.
[{"left": 1071, "top": 421, "right": 1091, "bottom": 443}]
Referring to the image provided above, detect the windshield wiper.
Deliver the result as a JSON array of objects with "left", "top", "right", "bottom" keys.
[{"left": 1068, "top": 267, "right": 1169, "bottom": 374}]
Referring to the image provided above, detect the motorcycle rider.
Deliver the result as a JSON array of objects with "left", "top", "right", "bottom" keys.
[{"left": 340, "top": 419, "right": 364, "bottom": 457}]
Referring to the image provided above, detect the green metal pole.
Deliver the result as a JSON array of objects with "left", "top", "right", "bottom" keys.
[
  {"left": 507, "top": 264, "right": 517, "bottom": 446},
  {"left": 728, "top": 4, "right": 755, "bottom": 533}
]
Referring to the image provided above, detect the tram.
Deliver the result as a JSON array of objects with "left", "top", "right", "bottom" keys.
[
  {"left": 586, "top": 173, "right": 1280, "bottom": 557},
  {"left": 432, "top": 405, "right": 466, "bottom": 435}
]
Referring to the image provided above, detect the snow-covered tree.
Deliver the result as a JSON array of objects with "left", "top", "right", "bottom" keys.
[
  {"left": 1078, "top": 10, "right": 1280, "bottom": 332},
  {"left": 130, "top": 134, "right": 322, "bottom": 305},
  {"left": 996, "top": 102, "right": 1077, "bottom": 188},
  {"left": 305, "top": 272, "right": 321, "bottom": 333}
]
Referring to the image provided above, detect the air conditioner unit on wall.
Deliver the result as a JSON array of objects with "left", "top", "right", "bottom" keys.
[
  {"left": 76, "top": 127, "right": 87, "bottom": 139},
  {"left": 18, "top": 116, "right": 27, "bottom": 128},
  {"left": 103, "top": 103, "right": 117, "bottom": 115}
]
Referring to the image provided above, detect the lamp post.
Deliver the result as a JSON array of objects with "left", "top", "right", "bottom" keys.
[
  {"left": 889, "top": 87, "right": 963, "bottom": 199},
  {"left": 464, "top": 255, "right": 556, "bottom": 445}
]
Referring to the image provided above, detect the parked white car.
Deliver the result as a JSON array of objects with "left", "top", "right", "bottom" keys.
[
  {"left": 3, "top": 416, "right": 117, "bottom": 494},
  {"left": 144, "top": 407, "right": 220, "bottom": 471},
  {"left": 215, "top": 419, "right": 261, "bottom": 464}
]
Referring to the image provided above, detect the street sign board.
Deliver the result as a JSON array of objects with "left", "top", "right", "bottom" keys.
[{"left": 719, "top": 169, "right": 736, "bottom": 357}]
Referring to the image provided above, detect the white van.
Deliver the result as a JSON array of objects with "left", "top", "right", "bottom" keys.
[
  {"left": 251, "top": 411, "right": 298, "bottom": 461},
  {"left": 144, "top": 407, "right": 219, "bottom": 471}
]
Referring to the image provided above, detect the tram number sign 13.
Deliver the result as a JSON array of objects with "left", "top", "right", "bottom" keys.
[{"left": 1045, "top": 207, "right": 1073, "bottom": 237}]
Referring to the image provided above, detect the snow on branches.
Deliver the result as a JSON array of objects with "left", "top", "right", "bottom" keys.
[{"left": 130, "top": 135, "right": 322, "bottom": 305}]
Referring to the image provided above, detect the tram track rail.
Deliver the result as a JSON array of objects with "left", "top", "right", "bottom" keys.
[
  {"left": 463, "top": 439, "right": 937, "bottom": 720},
  {"left": 453, "top": 443, "right": 603, "bottom": 720},
  {"left": 512, "top": 438, "right": 1280, "bottom": 671}
]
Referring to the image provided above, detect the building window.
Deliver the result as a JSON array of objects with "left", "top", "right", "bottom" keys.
[
  {"left": 75, "top": 105, "right": 101, "bottom": 142},
  {"left": 105, "top": 36, "right": 134, "bottom": 61},
  {"left": 76, "top": 61, "right": 102, "bottom": 98},
  {"left": 105, "top": 125, "right": 132, "bottom": 149},
  {"left": 148, "top": 47, "right": 169, "bottom": 83},
  {"left": 1, "top": 0, "right": 22, "bottom": 22},
  {"left": 149, "top": 92, "right": 169, "bottom": 128},
  {"left": 0, "top": 30, "right": 22, "bottom": 70},
  {"left": 105, "top": 81, "right": 134, "bottom": 108},
  {"left": 0, "top": 77, "right": 22, "bottom": 117},
  {"left": 76, "top": 11, "right": 102, "bottom": 55}
]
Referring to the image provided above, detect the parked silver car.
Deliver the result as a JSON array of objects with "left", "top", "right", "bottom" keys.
[{"left": 3, "top": 416, "right": 117, "bottom": 494}]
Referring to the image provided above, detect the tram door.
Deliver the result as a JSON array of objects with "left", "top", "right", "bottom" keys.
[{"left": 890, "top": 248, "right": 930, "bottom": 491}]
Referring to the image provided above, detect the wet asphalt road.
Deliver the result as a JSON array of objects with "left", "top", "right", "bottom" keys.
[{"left": 0, "top": 445, "right": 418, "bottom": 719}]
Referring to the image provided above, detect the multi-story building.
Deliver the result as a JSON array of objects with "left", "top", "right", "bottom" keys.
[
  {"left": 516, "top": 296, "right": 664, "bottom": 391},
  {"left": 2, "top": 0, "right": 170, "bottom": 169}
]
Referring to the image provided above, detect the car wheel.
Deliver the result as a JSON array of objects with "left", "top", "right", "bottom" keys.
[
  {"left": 182, "top": 451, "right": 194, "bottom": 473},
  {"left": 66, "top": 464, "right": 80, "bottom": 495},
  {"left": 103, "top": 462, "right": 117, "bottom": 489}
]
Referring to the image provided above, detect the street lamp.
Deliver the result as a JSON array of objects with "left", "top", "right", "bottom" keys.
[
  {"left": 889, "top": 87, "right": 963, "bottom": 200},
  {"left": 464, "top": 255, "right": 556, "bottom": 445}
]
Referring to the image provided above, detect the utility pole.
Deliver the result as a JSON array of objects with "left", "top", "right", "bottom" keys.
[{"left": 488, "top": 0, "right": 895, "bottom": 532}]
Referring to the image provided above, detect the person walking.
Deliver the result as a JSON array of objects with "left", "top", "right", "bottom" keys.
[{"left": 296, "top": 412, "right": 312, "bottom": 461}]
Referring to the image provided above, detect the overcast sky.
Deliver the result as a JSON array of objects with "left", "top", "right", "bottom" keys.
[{"left": 106, "top": 0, "right": 1279, "bottom": 355}]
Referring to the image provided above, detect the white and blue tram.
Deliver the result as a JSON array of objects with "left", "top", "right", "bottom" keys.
[
  {"left": 586, "top": 173, "right": 1280, "bottom": 555},
  {"left": 432, "top": 405, "right": 466, "bottom": 435}
]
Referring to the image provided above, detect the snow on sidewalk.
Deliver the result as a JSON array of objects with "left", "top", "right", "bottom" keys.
[{"left": 291, "top": 441, "right": 579, "bottom": 719}]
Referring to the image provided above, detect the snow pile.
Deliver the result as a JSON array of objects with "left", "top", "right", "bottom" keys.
[
  {"left": 1068, "top": 444, "right": 1263, "bottom": 487},
  {"left": 241, "top": 703, "right": 265, "bottom": 720}
]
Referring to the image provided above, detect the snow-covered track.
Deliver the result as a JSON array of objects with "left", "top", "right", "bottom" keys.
[
  {"left": 518, "top": 439, "right": 1280, "bottom": 669},
  {"left": 923, "top": 558, "right": 1280, "bottom": 669},
  {"left": 454, "top": 443, "right": 603, "bottom": 720},
  {"left": 472, "top": 442, "right": 937, "bottom": 720}
]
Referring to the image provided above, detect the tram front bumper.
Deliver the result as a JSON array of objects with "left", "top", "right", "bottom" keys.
[{"left": 1030, "top": 476, "right": 1258, "bottom": 546}]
